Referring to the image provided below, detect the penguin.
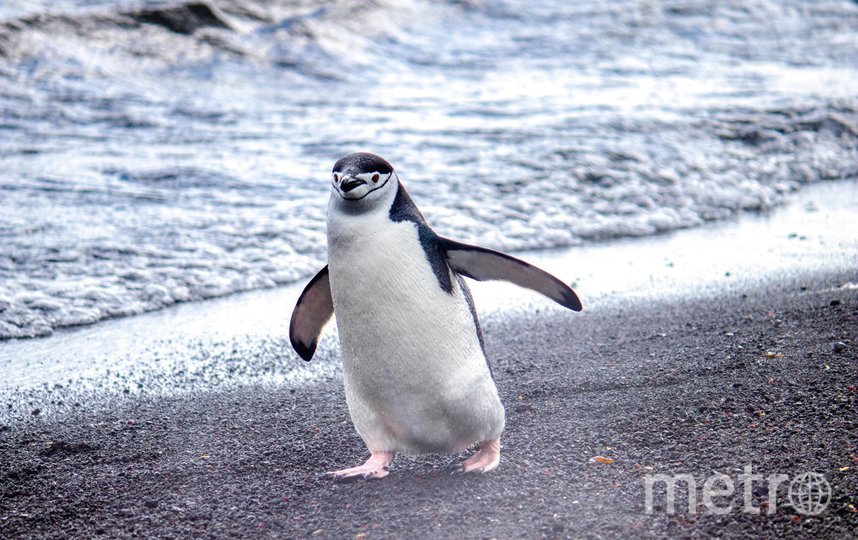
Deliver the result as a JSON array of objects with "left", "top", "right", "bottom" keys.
[{"left": 290, "top": 152, "right": 582, "bottom": 480}]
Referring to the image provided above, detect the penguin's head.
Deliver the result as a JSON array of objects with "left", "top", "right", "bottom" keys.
[{"left": 331, "top": 152, "right": 396, "bottom": 205}]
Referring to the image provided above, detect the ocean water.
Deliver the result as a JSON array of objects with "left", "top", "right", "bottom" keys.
[{"left": 1, "top": 0, "right": 856, "bottom": 340}]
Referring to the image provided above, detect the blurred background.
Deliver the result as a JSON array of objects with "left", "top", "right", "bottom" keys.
[{"left": 1, "top": 0, "right": 856, "bottom": 340}]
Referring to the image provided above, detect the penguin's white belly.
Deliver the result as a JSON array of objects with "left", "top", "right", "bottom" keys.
[{"left": 328, "top": 219, "right": 504, "bottom": 454}]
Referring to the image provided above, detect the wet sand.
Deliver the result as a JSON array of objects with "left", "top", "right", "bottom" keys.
[
  {"left": 0, "top": 268, "right": 855, "bottom": 538},
  {"left": 1, "top": 182, "right": 856, "bottom": 538}
]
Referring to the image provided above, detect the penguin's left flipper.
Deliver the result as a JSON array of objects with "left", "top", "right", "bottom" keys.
[
  {"left": 438, "top": 237, "right": 583, "bottom": 312},
  {"left": 289, "top": 266, "right": 334, "bottom": 361}
]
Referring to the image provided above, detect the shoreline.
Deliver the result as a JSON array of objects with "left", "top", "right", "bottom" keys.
[{"left": 1, "top": 180, "right": 856, "bottom": 401}]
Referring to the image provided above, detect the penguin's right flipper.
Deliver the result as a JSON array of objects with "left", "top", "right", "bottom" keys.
[
  {"left": 439, "top": 238, "right": 582, "bottom": 312},
  {"left": 289, "top": 266, "right": 334, "bottom": 361}
]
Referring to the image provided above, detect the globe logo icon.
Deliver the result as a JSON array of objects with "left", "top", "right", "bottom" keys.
[{"left": 788, "top": 472, "right": 831, "bottom": 515}]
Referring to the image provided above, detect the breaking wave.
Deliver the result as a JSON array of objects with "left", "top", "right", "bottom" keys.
[{"left": 1, "top": 0, "right": 857, "bottom": 338}]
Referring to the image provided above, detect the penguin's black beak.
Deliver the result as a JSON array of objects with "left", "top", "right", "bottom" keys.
[{"left": 340, "top": 178, "right": 366, "bottom": 193}]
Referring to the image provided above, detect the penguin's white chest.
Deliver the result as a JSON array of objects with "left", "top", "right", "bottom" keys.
[
  {"left": 327, "top": 214, "right": 481, "bottom": 380},
  {"left": 326, "top": 210, "right": 504, "bottom": 454}
]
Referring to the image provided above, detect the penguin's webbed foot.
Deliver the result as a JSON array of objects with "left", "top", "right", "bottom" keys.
[
  {"left": 325, "top": 451, "right": 395, "bottom": 482},
  {"left": 452, "top": 438, "right": 501, "bottom": 475}
]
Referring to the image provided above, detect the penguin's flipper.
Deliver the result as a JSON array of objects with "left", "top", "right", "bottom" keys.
[
  {"left": 289, "top": 266, "right": 334, "bottom": 361},
  {"left": 438, "top": 238, "right": 582, "bottom": 312}
]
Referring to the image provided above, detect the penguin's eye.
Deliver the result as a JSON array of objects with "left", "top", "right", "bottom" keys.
[
  {"left": 333, "top": 173, "right": 340, "bottom": 182},
  {"left": 372, "top": 173, "right": 380, "bottom": 183}
]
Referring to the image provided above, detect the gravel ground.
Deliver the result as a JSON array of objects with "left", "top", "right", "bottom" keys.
[{"left": 0, "top": 267, "right": 855, "bottom": 538}]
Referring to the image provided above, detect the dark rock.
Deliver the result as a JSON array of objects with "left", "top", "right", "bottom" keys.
[{"left": 127, "top": 2, "right": 231, "bottom": 35}]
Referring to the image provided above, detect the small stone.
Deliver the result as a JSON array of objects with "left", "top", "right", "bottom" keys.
[
  {"left": 830, "top": 299, "right": 841, "bottom": 306},
  {"left": 31, "top": 408, "right": 41, "bottom": 416},
  {"left": 833, "top": 342, "right": 847, "bottom": 353},
  {"left": 114, "top": 508, "right": 134, "bottom": 518}
]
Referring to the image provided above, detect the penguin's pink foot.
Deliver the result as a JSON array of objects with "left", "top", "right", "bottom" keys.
[
  {"left": 454, "top": 438, "right": 501, "bottom": 474},
  {"left": 326, "top": 451, "right": 395, "bottom": 482}
]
